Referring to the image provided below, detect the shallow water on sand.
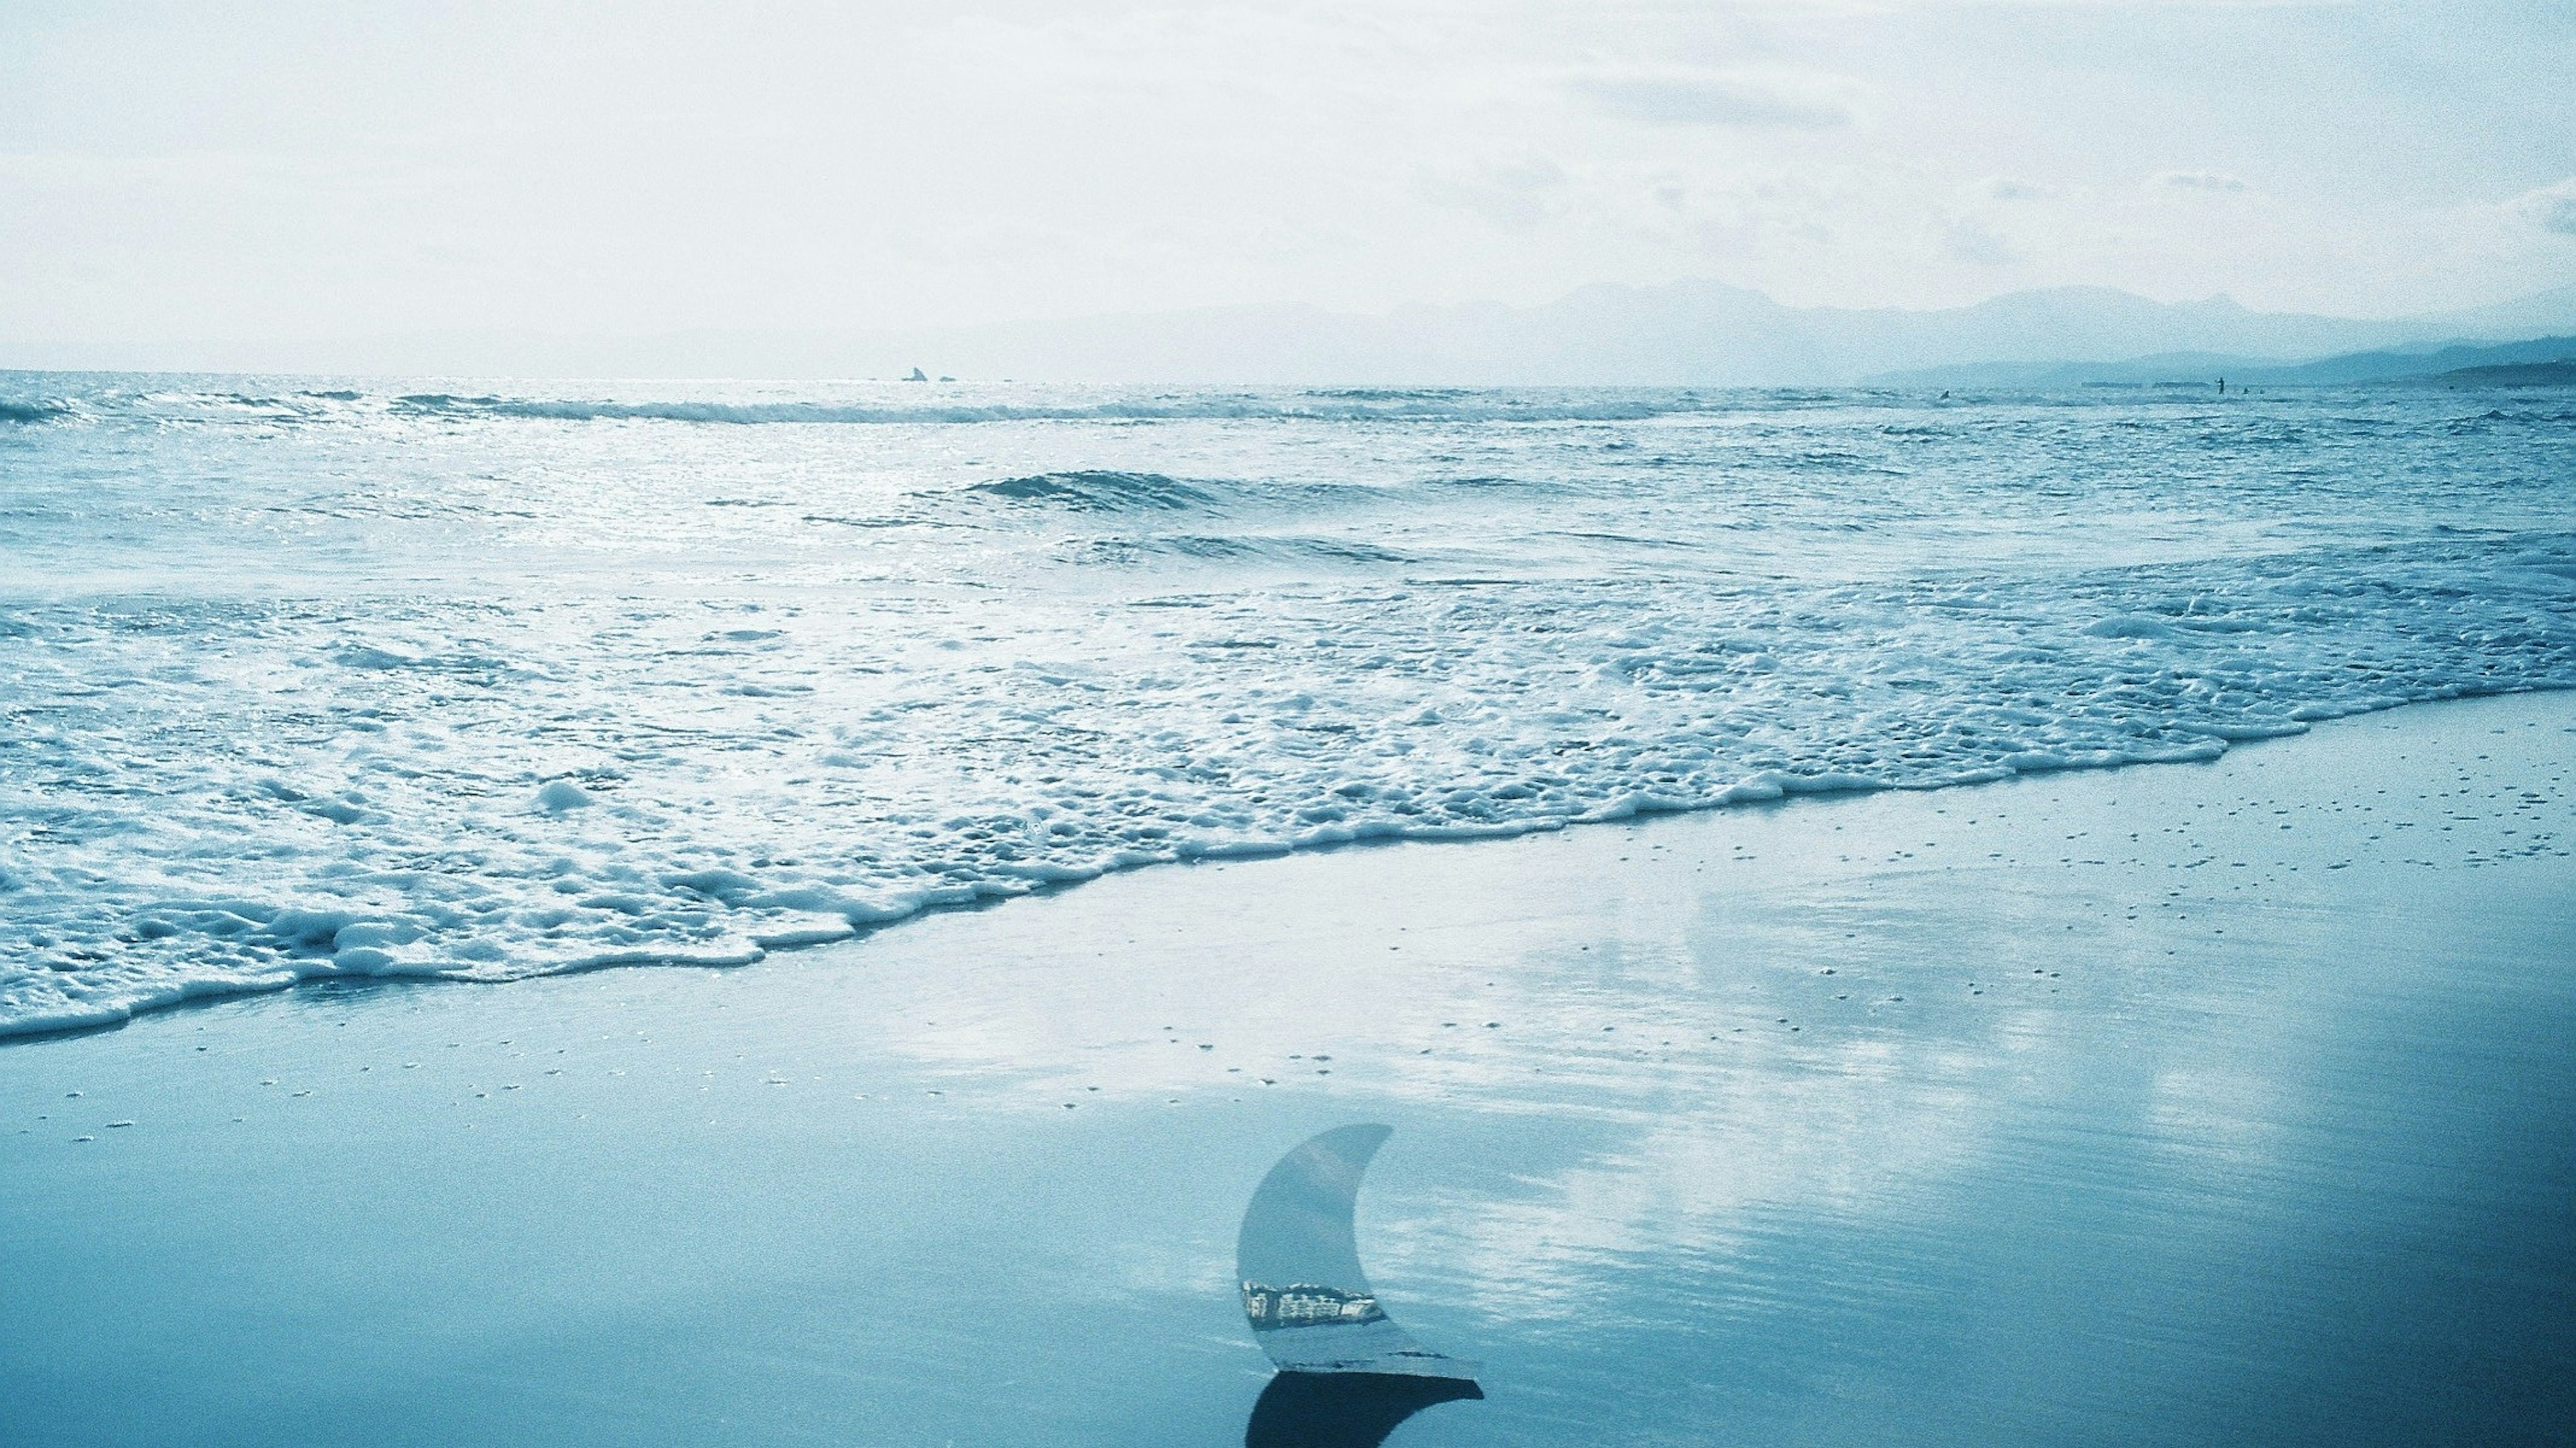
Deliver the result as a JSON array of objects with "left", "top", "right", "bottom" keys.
[{"left": 5, "top": 693, "right": 2569, "bottom": 1447}]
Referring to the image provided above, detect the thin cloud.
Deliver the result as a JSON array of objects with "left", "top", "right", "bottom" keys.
[
  {"left": 2510, "top": 177, "right": 2576, "bottom": 237},
  {"left": 2151, "top": 170, "right": 2253, "bottom": 193},
  {"left": 1941, "top": 217, "right": 2019, "bottom": 266},
  {"left": 1415, "top": 156, "right": 1570, "bottom": 231},
  {"left": 1572, "top": 71, "right": 1854, "bottom": 129},
  {"left": 1982, "top": 177, "right": 2053, "bottom": 203}
]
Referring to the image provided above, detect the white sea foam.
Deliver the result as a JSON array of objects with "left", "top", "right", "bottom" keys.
[{"left": 1, "top": 376, "right": 2570, "bottom": 1036}]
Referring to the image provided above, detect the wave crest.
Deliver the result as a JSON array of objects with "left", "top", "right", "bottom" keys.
[
  {"left": 375, "top": 390, "right": 1746, "bottom": 427},
  {"left": 964, "top": 470, "right": 1218, "bottom": 512}
]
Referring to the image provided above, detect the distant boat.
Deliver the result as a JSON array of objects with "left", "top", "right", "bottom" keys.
[{"left": 904, "top": 367, "right": 929, "bottom": 382}]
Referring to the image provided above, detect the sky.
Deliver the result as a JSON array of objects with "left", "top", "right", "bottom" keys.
[{"left": 2, "top": 0, "right": 2572, "bottom": 354}]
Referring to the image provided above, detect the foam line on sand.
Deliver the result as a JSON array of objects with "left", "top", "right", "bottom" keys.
[{"left": 2, "top": 691, "right": 2571, "bottom": 1447}]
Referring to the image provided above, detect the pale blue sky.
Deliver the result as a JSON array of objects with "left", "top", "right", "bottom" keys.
[{"left": 3, "top": 0, "right": 2571, "bottom": 350}]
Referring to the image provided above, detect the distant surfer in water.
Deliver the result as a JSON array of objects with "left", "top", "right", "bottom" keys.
[{"left": 2218, "top": 377, "right": 2226, "bottom": 395}]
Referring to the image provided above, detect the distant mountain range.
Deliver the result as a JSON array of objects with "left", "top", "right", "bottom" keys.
[
  {"left": 2423, "top": 358, "right": 2576, "bottom": 388},
  {"left": 12, "top": 279, "right": 2576, "bottom": 385},
  {"left": 1868, "top": 333, "right": 2576, "bottom": 390}
]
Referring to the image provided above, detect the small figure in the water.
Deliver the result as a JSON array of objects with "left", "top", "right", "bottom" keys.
[{"left": 2217, "top": 376, "right": 2226, "bottom": 395}]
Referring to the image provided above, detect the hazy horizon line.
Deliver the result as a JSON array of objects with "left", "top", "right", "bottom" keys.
[{"left": 7, "top": 274, "right": 2572, "bottom": 386}]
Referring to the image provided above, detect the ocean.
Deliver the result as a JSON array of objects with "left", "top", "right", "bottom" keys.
[{"left": 2, "top": 376, "right": 2571, "bottom": 1037}]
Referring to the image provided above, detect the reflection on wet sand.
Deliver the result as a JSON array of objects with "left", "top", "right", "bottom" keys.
[
  {"left": 4, "top": 698, "right": 2565, "bottom": 1447},
  {"left": 1238, "top": 1125, "right": 1479, "bottom": 1379},
  {"left": 1238, "top": 1126, "right": 1485, "bottom": 1443}
]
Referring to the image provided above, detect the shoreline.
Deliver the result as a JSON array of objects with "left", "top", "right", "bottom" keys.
[
  {"left": 5, "top": 687, "right": 2570, "bottom": 1445},
  {"left": 7, "top": 682, "right": 2566, "bottom": 1049}
]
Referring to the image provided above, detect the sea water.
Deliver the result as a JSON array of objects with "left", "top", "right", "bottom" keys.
[{"left": 1, "top": 377, "right": 2570, "bottom": 1036}]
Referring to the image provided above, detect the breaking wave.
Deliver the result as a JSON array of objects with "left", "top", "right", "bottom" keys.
[
  {"left": 25, "top": 384, "right": 1772, "bottom": 429},
  {"left": 385, "top": 391, "right": 1751, "bottom": 426},
  {"left": 963, "top": 470, "right": 1220, "bottom": 512},
  {"left": 3, "top": 376, "right": 2571, "bottom": 1038}
]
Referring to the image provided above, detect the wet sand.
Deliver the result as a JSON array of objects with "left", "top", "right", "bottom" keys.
[{"left": 5, "top": 691, "right": 2572, "bottom": 1447}]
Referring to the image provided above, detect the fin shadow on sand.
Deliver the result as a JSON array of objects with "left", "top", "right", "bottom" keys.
[
  {"left": 1244, "top": 1370, "right": 1485, "bottom": 1448},
  {"left": 1237, "top": 1125, "right": 1483, "bottom": 1445}
]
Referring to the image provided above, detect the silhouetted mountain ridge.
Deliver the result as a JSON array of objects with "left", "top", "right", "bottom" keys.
[
  {"left": 1868, "top": 332, "right": 2576, "bottom": 390},
  {"left": 12, "top": 280, "right": 2576, "bottom": 384}
]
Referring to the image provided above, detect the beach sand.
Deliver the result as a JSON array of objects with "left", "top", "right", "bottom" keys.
[{"left": 5, "top": 691, "right": 2571, "bottom": 1447}]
